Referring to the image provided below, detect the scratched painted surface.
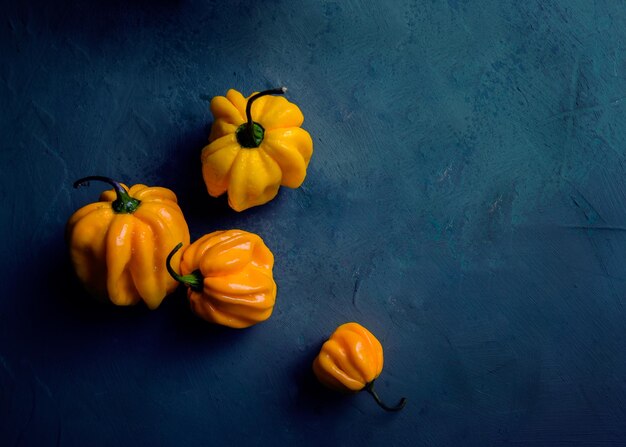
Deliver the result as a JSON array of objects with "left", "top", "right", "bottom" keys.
[{"left": 2, "top": 0, "right": 626, "bottom": 445}]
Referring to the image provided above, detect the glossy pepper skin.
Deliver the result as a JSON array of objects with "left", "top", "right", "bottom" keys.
[
  {"left": 66, "top": 176, "right": 190, "bottom": 310},
  {"left": 201, "top": 88, "right": 313, "bottom": 212},
  {"left": 167, "top": 230, "right": 277, "bottom": 328},
  {"left": 313, "top": 322, "right": 406, "bottom": 411}
]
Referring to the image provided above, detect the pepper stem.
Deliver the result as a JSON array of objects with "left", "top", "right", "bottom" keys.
[
  {"left": 73, "top": 175, "right": 141, "bottom": 214},
  {"left": 237, "top": 86, "right": 287, "bottom": 148},
  {"left": 364, "top": 381, "right": 406, "bottom": 412},
  {"left": 166, "top": 243, "right": 204, "bottom": 292}
]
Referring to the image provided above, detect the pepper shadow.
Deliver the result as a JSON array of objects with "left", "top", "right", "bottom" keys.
[
  {"left": 288, "top": 342, "right": 356, "bottom": 416},
  {"left": 1, "top": 235, "right": 152, "bottom": 373},
  {"left": 157, "top": 284, "right": 254, "bottom": 347},
  {"left": 38, "top": 237, "right": 152, "bottom": 331},
  {"left": 151, "top": 120, "right": 291, "bottom": 237},
  {"left": 149, "top": 285, "right": 274, "bottom": 379},
  {"left": 18, "top": 227, "right": 248, "bottom": 371},
  {"left": 151, "top": 120, "right": 238, "bottom": 227}
]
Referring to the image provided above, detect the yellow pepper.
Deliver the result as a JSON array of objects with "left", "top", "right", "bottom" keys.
[
  {"left": 166, "top": 230, "right": 277, "bottom": 328},
  {"left": 201, "top": 87, "right": 313, "bottom": 212},
  {"left": 66, "top": 176, "right": 190, "bottom": 309},
  {"left": 313, "top": 322, "right": 406, "bottom": 411}
]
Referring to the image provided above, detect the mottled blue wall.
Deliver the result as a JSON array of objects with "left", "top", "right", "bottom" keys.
[{"left": 2, "top": 0, "right": 626, "bottom": 445}]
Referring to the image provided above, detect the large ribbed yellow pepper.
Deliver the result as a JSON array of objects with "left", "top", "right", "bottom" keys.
[
  {"left": 66, "top": 176, "right": 190, "bottom": 309},
  {"left": 201, "top": 87, "right": 313, "bottom": 212},
  {"left": 313, "top": 322, "right": 406, "bottom": 412},
  {"left": 166, "top": 230, "right": 277, "bottom": 328}
]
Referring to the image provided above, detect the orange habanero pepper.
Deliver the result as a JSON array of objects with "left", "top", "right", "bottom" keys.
[
  {"left": 166, "top": 230, "right": 277, "bottom": 328},
  {"left": 66, "top": 176, "right": 190, "bottom": 309},
  {"left": 313, "top": 322, "right": 407, "bottom": 411}
]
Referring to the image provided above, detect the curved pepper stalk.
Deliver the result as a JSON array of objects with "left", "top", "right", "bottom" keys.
[
  {"left": 166, "top": 243, "right": 203, "bottom": 292},
  {"left": 236, "top": 87, "right": 287, "bottom": 148},
  {"left": 74, "top": 175, "right": 141, "bottom": 214},
  {"left": 364, "top": 381, "right": 407, "bottom": 412}
]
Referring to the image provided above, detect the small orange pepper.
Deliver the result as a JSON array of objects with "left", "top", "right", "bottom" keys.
[
  {"left": 313, "top": 322, "right": 406, "bottom": 411},
  {"left": 166, "top": 230, "right": 277, "bottom": 328}
]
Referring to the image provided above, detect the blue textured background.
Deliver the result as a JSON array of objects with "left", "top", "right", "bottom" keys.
[{"left": 2, "top": 0, "right": 626, "bottom": 445}]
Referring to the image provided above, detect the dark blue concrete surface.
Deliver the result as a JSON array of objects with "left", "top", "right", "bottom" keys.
[{"left": 2, "top": 0, "right": 626, "bottom": 445}]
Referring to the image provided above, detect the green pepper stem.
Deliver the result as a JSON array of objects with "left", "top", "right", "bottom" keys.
[
  {"left": 73, "top": 175, "right": 141, "bottom": 214},
  {"left": 166, "top": 243, "right": 204, "bottom": 292},
  {"left": 246, "top": 86, "right": 287, "bottom": 142},
  {"left": 364, "top": 381, "right": 406, "bottom": 412}
]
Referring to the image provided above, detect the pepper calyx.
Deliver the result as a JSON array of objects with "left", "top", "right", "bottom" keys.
[{"left": 236, "top": 121, "right": 265, "bottom": 148}]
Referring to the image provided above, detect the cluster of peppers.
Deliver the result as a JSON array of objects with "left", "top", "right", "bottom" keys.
[{"left": 66, "top": 88, "right": 405, "bottom": 412}]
